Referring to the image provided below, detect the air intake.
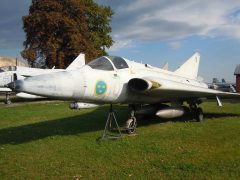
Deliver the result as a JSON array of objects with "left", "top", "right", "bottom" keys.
[{"left": 128, "top": 78, "right": 151, "bottom": 91}]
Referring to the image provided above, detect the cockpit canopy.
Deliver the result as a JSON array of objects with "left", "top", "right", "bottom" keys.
[
  {"left": 107, "top": 56, "right": 129, "bottom": 69},
  {"left": 87, "top": 56, "right": 129, "bottom": 71}
]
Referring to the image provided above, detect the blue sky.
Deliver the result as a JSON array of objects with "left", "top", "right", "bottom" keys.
[{"left": 0, "top": 0, "right": 240, "bottom": 82}]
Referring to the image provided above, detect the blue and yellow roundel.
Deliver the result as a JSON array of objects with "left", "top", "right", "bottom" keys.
[{"left": 95, "top": 80, "right": 107, "bottom": 96}]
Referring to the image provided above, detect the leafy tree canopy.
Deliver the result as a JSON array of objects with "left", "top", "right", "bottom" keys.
[{"left": 22, "top": 0, "right": 113, "bottom": 68}]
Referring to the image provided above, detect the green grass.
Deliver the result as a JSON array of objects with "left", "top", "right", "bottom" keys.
[{"left": 0, "top": 100, "right": 240, "bottom": 179}]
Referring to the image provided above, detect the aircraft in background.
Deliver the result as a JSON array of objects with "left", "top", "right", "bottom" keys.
[
  {"left": 208, "top": 78, "right": 236, "bottom": 93},
  {"left": 8, "top": 52, "right": 240, "bottom": 134},
  {"left": 0, "top": 53, "right": 85, "bottom": 104}
]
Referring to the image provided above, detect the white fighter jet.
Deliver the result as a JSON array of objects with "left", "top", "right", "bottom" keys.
[{"left": 7, "top": 52, "right": 240, "bottom": 133}]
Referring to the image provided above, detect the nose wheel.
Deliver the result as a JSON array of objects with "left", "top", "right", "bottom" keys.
[
  {"left": 125, "top": 109, "right": 137, "bottom": 134},
  {"left": 125, "top": 117, "right": 137, "bottom": 134}
]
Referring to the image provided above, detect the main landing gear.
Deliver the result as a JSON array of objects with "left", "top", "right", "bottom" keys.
[{"left": 189, "top": 102, "right": 204, "bottom": 122}]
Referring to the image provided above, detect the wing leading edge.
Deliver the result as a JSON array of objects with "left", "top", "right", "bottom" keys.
[{"left": 127, "top": 77, "right": 240, "bottom": 103}]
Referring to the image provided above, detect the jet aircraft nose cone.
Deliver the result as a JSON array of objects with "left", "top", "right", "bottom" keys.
[
  {"left": 7, "top": 80, "right": 24, "bottom": 92},
  {"left": 7, "top": 71, "right": 80, "bottom": 99}
]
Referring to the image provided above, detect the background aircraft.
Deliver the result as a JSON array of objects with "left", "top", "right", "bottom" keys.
[
  {"left": 208, "top": 78, "right": 236, "bottom": 92},
  {"left": 7, "top": 52, "right": 240, "bottom": 134}
]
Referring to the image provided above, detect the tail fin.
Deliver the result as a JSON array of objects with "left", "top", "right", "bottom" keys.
[
  {"left": 175, "top": 52, "right": 200, "bottom": 79},
  {"left": 66, "top": 53, "right": 85, "bottom": 70},
  {"left": 162, "top": 62, "right": 168, "bottom": 70},
  {"left": 213, "top": 78, "right": 219, "bottom": 84}
]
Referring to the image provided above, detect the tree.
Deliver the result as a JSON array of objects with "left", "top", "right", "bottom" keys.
[{"left": 22, "top": 0, "right": 113, "bottom": 68}]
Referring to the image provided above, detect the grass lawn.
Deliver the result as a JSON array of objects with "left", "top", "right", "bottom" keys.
[{"left": 0, "top": 99, "right": 240, "bottom": 179}]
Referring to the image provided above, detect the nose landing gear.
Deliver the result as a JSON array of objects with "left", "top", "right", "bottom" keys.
[{"left": 125, "top": 116, "right": 137, "bottom": 134}]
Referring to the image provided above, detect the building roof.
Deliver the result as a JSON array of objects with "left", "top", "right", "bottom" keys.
[{"left": 234, "top": 64, "right": 240, "bottom": 75}]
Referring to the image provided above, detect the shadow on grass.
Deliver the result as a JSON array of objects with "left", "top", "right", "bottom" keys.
[
  {"left": 135, "top": 112, "right": 239, "bottom": 128},
  {"left": 0, "top": 105, "right": 239, "bottom": 145},
  {"left": 0, "top": 105, "right": 129, "bottom": 145},
  {"left": 204, "top": 112, "right": 239, "bottom": 119}
]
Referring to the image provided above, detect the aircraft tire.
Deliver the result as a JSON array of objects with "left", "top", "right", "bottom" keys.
[
  {"left": 195, "top": 108, "right": 203, "bottom": 122},
  {"left": 183, "top": 106, "right": 190, "bottom": 114},
  {"left": 126, "top": 117, "right": 137, "bottom": 134}
]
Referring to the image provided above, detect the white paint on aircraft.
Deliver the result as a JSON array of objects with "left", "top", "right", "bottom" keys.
[{"left": 0, "top": 53, "right": 86, "bottom": 99}]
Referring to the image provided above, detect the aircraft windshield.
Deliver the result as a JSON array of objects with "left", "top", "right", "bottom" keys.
[
  {"left": 0, "top": 66, "right": 17, "bottom": 72},
  {"left": 88, "top": 57, "right": 114, "bottom": 71},
  {"left": 107, "top": 56, "right": 129, "bottom": 69}
]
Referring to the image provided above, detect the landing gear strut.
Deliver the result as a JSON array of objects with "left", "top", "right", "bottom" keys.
[
  {"left": 189, "top": 102, "right": 203, "bottom": 122},
  {"left": 194, "top": 107, "right": 203, "bottom": 122}
]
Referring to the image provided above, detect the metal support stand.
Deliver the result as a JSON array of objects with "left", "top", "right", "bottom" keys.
[
  {"left": 100, "top": 104, "right": 122, "bottom": 141},
  {"left": 4, "top": 92, "right": 11, "bottom": 104}
]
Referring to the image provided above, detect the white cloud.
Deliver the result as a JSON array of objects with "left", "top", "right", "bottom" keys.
[
  {"left": 101, "top": 0, "right": 240, "bottom": 50},
  {"left": 168, "top": 41, "right": 181, "bottom": 49},
  {"left": 108, "top": 39, "right": 133, "bottom": 52}
]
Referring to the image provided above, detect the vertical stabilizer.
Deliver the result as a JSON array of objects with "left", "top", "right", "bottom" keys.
[
  {"left": 213, "top": 78, "right": 219, "bottom": 83},
  {"left": 66, "top": 53, "right": 85, "bottom": 70},
  {"left": 162, "top": 62, "right": 169, "bottom": 70},
  {"left": 175, "top": 52, "right": 200, "bottom": 79}
]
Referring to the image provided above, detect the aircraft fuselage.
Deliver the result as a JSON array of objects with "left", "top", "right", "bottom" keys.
[{"left": 10, "top": 61, "right": 208, "bottom": 105}]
